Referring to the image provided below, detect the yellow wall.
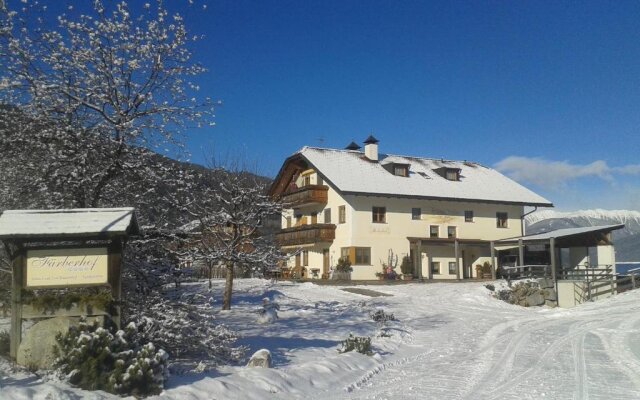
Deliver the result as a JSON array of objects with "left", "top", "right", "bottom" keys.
[{"left": 281, "top": 170, "right": 526, "bottom": 280}]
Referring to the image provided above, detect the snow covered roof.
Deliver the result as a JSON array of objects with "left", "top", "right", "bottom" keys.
[
  {"left": 0, "top": 208, "right": 140, "bottom": 239},
  {"left": 280, "top": 147, "right": 553, "bottom": 206},
  {"left": 497, "top": 224, "right": 625, "bottom": 243}
]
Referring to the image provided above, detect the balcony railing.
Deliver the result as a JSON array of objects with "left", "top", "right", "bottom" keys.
[
  {"left": 281, "top": 185, "right": 328, "bottom": 208},
  {"left": 276, "top": 223, "right": 336, "bottom": 247}
]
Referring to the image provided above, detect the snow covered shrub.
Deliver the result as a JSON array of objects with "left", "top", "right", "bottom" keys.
[
  {"left": 484, "top": 284, "right": 495, "bottom": 292},
  {"left": 335, "top": 257, "right": 353, "bottom": 273},
  {"left": 122, "top": 249, "right": 246, "bottom": 368},
  {"left": 257, "top": 298, "right": 279, "bottom": 324},
  {"left": 0, "top": 330, "right": 9, "bottom": 357},
  {"left": 54, "top": 319, "right": 168, "bottom": 396},
  {"left": 370, "top": 309, "right": 396, "bottom": 323},
  {"left": 338, "top": 334, "right": 372, "bottom": 355}
]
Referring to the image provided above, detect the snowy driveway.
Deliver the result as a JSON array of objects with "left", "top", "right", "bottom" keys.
[{"left": 3, "top": 279, "right": 640, "bottom": 399}]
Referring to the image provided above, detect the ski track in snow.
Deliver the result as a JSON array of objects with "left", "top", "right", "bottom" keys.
[{"left": 3, "top": 280, "right": 640, "bottom": 399}]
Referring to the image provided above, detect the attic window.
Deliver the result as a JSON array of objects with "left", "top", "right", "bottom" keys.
[
  {"left": 394, "top": 165, "right": 408, "bottom": 177},
  {"left": 434, "top": 167, "right": 461, "bottom": 181},
  {"left": 383, "top": 162, "right": 410, "bottom": 177},
  {"left": 445, "top": 169, "right": 460, "bottom": 181}
]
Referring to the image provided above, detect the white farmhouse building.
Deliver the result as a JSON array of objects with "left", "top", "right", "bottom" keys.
[{"left": 269, "top": 136, "right": 554, "bottom": 281}]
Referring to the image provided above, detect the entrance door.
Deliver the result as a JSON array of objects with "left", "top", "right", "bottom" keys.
[{"left": 323, "top": 249, "right": 330, "bottom": 278}]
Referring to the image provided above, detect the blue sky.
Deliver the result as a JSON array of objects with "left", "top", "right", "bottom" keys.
[{"left": 43, "top": 1, "right": 640, "bottom": 211}]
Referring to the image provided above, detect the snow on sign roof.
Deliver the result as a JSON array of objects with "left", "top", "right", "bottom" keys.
[
  {"left": 0, "top": 208, "right": 140, "bottom": 239},
  {"left": 297, "top": 147, "right": 553, "bottom": 206},
  {"left": 497, "top": 224, "right": 625, "bottom": 243}
]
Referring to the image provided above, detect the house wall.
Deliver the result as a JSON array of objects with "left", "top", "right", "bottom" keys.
[{"left": 281, "top": 170, "right": 525, "bottom": 280}]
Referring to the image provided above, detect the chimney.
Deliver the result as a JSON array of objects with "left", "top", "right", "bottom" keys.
[
  {"left": 345, "top": 141, "right": 361, "bottom": 151},
  {"left": 364, "top": 135, "right": 379, "bottom": 161}
]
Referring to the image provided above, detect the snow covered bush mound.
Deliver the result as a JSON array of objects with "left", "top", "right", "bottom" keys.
[
  {"left": 126, "top": 288, "right": 245, "bottom": 367},
  {"left": 54, "top": 319, "right": 169, "bottom": 397}
]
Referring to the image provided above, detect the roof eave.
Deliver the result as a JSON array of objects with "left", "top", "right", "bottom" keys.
[{"left": 340, "top": 190, "right": 553, "bottom": 207}]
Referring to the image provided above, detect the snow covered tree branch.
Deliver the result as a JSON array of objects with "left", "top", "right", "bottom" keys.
[{"left": 0, "top": 0, "right": 216, "bottom": 207}]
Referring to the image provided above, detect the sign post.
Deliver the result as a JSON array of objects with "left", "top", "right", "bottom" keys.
[{"left": 0, "top": 208, "right": 139, "bottom": 363}]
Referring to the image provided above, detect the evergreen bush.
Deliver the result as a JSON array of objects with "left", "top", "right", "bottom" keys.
[
  {"left": 370, "top": 309, "right": 396, "bottom": 323},
  {"left": 335, "top": 257, "right": 353, "bottom": 273},
  {"left": 54, "top": 319, "right": 168, "bottom": 396},
  {"left": 337, "top": 334, "right": 372, "bottom": 355},
  {"left": 400, "top": 256, "right": 413, "bottom": 275}
]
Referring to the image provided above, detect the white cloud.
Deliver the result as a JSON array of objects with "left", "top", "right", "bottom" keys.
[{"left": 494, "top": 156, "right": 640, "bottom": 188}]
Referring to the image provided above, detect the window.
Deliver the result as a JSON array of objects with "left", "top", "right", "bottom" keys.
[
  {"left": 448, "top": 261, "right": 457, "bottom": 275},
  {"left": 497, "top": 212, "right": 508, "bottom": 228},
  {"left": 285, "top": 216, "right": 291, "bottom": 228},
  {"left": 317, "top": 176, "right": 323, "bottom": 186},
  {"left": 355, "top": 247, "right": 371, "bottom": 265},
  {"left": 431, "top": 261, "right": 441, "bottom": 275},
  {"left": 394, "top": 165, "right": 408, "bottom": 177},
  {"left": 340, "top": 247, "right": 350, "bottom": 262},
  {"left": 372, "top": 206, "right": 386, "bottom": 223},
  {"left": 311, "top": 212, "right": 318, "bottom": 224},
  {"left": 445, "top": 169, "right": 459, "bottom": 181},
  {"left": 430, "top": 225, "right": 439, "bottom": 238},
  {"left": 341, "top": 247, "right": 371, "bottom": 265},
  {"left": 412, "top": 207, "right": 421, "bottom": 220},
  {"left": 464, "top": 210, "right": 474, "bottom": 222},
  {"left": 338, "top": 206, "right": 346, "bottom": 224},
  {"left": 447, "top": 226, "right": 457, "bottom": 238},
  {"left": 324, "top": 208, "right": 331, "bottom": 224},
  {"left": 302, "top": 175, "right": 311, "bottom": 186},
  {"left": 303, "top": 250, "right": 309, "bottom": 266}
]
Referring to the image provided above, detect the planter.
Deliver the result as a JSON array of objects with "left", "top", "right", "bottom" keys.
[
  {"left": 403, "top": 274, "right": 413, "bottom": 281},
  {"left": 482, "top": 272, "right": 492, "bottom": 279},
  {"left": 332, "top": 271, "right": 351, "bottom": 281}
]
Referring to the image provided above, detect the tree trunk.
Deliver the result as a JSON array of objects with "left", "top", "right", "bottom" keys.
[
  {"left": 208, "top": 263, "right": 213, "bottom": 289},
  {"left": 222, "top": 261, "right": 234, "bottom": 310}
]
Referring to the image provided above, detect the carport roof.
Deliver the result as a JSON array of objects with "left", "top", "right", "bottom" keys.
[{"left": 496, "top": 224, "right": 625, "bottom": 244}]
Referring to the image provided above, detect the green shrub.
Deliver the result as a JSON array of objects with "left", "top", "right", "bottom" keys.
[
  {"left": 400, "top": 256, "right": 413, "bottom": 275},
  {"left": 335, "top": 257, "right": 353, "bottom": 273},
  {"left": 370, "top": 309, "right": 396, "bottom": 323},
  {"left": 338, "top": 334, "right": 372, "bottom": 355},
  {"left": 54, "top": 319, "right": 168, "bottom": 396}
]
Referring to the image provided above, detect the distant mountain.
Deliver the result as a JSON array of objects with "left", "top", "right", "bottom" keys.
[{"left": 525, "top": 209, "right": 640, "bottom": 262}]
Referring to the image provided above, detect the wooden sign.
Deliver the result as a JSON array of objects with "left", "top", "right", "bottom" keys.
[{"left": 26, "top": 248, "right": 109, "bottom": 288}]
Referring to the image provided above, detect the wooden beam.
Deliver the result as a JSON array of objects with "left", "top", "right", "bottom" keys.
[
  {"left": 108, "top": 239, "right": 123, "bottom": 329},
  {"left": 550, "top": 237, "right": 557, "bottom": 302},
  {"left": 10, "top": 250, "right": 24, "bottom": 360},
  {"left": 417, "top": 240, "right": 423, "bottom": 280},
  {"left": 518, "top": 238, "right": 524, "bottom": 267},
  {"left": 490, "top": 241, "right": 496, "bottom": 280},
  {"left": 454, "top": 239, "right": 460, "bottom": 280}
]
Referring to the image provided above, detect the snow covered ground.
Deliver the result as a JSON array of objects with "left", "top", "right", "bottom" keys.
[{"left": 3, "top": 279, "right": 640, "bottom": 399}]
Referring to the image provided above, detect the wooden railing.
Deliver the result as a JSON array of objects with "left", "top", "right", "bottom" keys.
[
  {"left": 281, "top": 185, "right": 328, "bottom": 208},
  {"left": 275, "top": 224, "right": 336, "bottom": 247},
  {"left": 502, "top": 264, "right": 551, "bottom": 280}
]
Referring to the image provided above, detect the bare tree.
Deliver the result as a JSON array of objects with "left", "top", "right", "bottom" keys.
[
  {"left": 0, "top": 0, "right": 215, "bottom": 207},
  {"left": 188, "top": 164, "right": 283, "bottom": 310}
]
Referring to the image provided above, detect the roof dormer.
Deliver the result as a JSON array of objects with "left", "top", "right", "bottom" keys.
[
  {"left": 434, "top": 167, "right": 461, "bottom": 181},
  {"left": 382, "top": 161, "right": 410, "bottom": 177}
]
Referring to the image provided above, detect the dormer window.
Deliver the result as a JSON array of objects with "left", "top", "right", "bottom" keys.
[
  {"left": 434, "top": 167, "right": 461, "bottom": 181},
  {"left": 445, "top": 169, "right": 459, "bottom": 181},
  {"left": 394, "top": 165, "right": 408, "bottom": 177},
  {"left": 383, "top": 162, "right": 411, "bottom": 177}
]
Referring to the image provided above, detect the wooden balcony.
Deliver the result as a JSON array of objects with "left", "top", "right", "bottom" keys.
[
  {"left": 276, "top": 224, "right": 336, "bottom": 247},
  {"left": 281, "top": 185, "right": 328, "bottom": 208}
]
